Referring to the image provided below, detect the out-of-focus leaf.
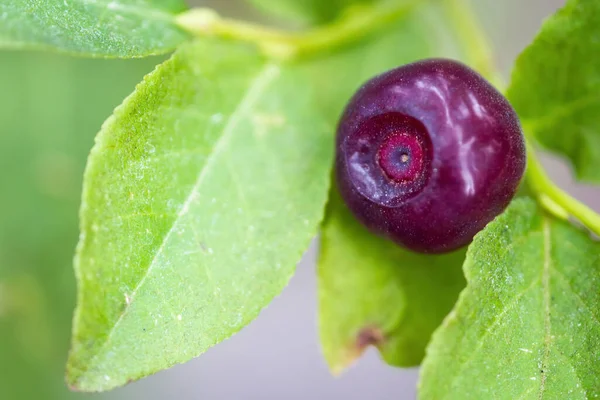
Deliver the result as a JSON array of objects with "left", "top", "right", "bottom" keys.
[
  {"left": 67, "top": 39, "right": 333, "bottom": 391},
  {"left": 507, "top": 0, "right": 600, "bottom": 183},
  {"left": 0, "top": 0, "right": 188, "bottom": 57},
  {"left": 0, "top": 50, "right": 159, "bottom": 400},
  {"left": 246, "top": 0, "right": 377, "bottom": 25},
  {"left": 319, "top": 190, "right": 466, "bottom": 373}
]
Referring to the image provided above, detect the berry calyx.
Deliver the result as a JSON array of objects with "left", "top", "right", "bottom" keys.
[
  {"left": 344, "top": 112, "right": 432, "bottom": 207},
  {"left": 377, "top": 131, "right": 424, "bottom": 184}
]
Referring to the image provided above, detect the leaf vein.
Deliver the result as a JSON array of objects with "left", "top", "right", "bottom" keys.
[
  {"left": 538, "top": 217, "right": 552, "bottom": 399},
  {"left": 551, "top": 267, "right": 600, "bottom": 330},
  {"left": 80, "top": 62, "right": 281, "bottom": 373},
  {"left": 447, "top": 276, "right": 542, "bottom": 393},
  {"left": 516, "top": 385, "right": 537, "bottom": 400},
  {"left": 525, "top": 93, "right": 600, "bottom": 134}
]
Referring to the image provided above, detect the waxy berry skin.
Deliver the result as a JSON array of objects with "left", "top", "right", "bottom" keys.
[{"left": 336, "top": 59, "right": 526, "bottom": 254}]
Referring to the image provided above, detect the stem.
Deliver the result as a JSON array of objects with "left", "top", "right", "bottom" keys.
[
  {"left": 442, "top": 0, "right": 504, "bottom": 88},
  {"left": 526, "top": 140, "right": 600, "bottom": 232},
  {"left": 176, "top": 2, "right": 419, "bottom": 59}
]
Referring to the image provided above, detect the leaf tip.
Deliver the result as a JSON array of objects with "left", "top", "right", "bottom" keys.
[
  {"left": 65, "top": 370, "right": 84, "bottom": 393},
  {"left": 355, "top": 326, "right": 385, "bottom": 350},
  {"left": 64, "top": 368, "right": 123, "bottom": 394},
  {"left": 328, "top": 326, "right": 386, "bottom": 376},
  {"left": 65, "top": 362, "right": 88, "bottom": 393},
  {"left": 64, "top": 355, "right": 117, "bottom": 394}
]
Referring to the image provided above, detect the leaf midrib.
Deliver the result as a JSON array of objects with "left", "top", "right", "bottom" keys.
[
  {"left": 443, "top": 220, "right": 552, "bottom": 398},
  {"left": 538, "top": 217, "right": 552, "bottom": 399},
  {"left": 522, "top": 93, "right": 600, "bottom": 135},
  {"left": 74, "top": 62, "right": 281, "bottom": 379}
]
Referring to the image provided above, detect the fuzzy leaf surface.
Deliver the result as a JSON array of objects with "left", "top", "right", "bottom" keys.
[
  {"left": 420, "top": 199, "right": 600, "bottom": 399},
  {"left": 0, "top": 0, "right": 188, "bottom": 57},
  {"left": 67, "top": 39, "right": 332, "bottom": 391}
]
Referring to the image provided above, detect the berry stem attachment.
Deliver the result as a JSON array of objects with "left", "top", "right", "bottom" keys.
[
  {"left": 525, "top": 140, "right": 600, "bottom": 234},
  {"left": 176, "top": 1, "right": 419, "bottom": 60}
]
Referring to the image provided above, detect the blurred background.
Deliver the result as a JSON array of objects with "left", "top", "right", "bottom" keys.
[{"left": 1, "top": 0, "right": 587, "bottom": 399}]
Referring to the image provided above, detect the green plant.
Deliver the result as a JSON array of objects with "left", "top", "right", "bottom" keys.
[{"left": 1, "top": 0, "right": 599, "bottom": 398}]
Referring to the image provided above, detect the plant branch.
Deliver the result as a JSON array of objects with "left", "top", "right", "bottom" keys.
[{"left": 176, "top": 1, "right": 419, "bottom": 60}]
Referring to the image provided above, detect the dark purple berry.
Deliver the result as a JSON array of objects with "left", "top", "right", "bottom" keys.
[{"left": 336, "top": 59, "right": 526, "bottom": 254}]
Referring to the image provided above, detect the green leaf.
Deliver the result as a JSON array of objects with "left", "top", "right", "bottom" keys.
[
  {"left": 419, "top": 199, "right": 600, "bottom": 399},
  {"left": 247, "top": 0, "right": 376, "bottom": 25},
  {"left": 316, "top": 3, "right": 467, "bottom": 373},
  {"left": 507, "top": 0, "right": 600, "bottom": 183},
  {"left": 67, "top": 39, "right": 333, "bottom": 392},
  {"left": 0, "top": 50, "right": 159, "bottom": 400},
  {"left": 0, "top": 0, "right": 189, "bottom": 57},
  {"left": 319, "top": 190, "right": 466, "bottom": 372}
]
